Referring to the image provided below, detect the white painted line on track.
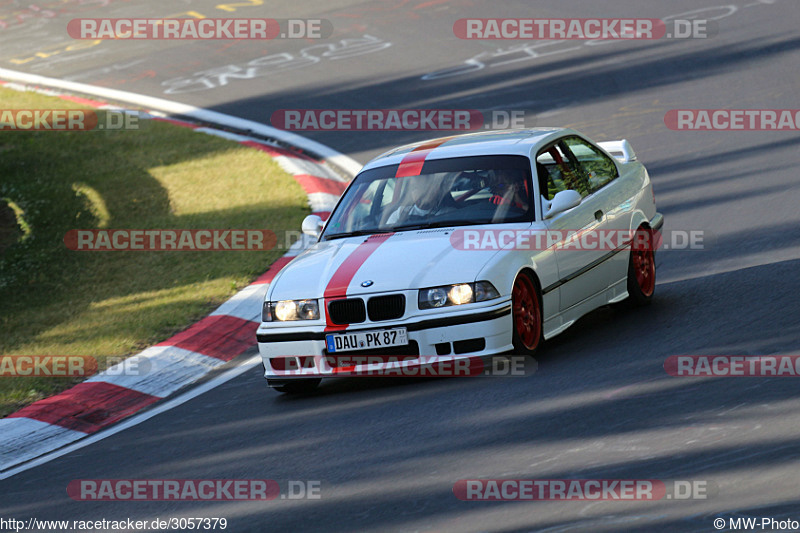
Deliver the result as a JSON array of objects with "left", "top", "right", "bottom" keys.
[{"left": 0, "top": 355, "right": 261, "bottom": 480}]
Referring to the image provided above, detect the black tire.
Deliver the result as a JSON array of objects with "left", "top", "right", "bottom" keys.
[{"left": 511, "top": 271, "right": 544, "bottom": 356}]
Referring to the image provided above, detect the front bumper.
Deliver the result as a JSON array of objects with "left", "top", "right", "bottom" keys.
[{"left": 256, "top": 299, "right": 513, "bottom": 381}]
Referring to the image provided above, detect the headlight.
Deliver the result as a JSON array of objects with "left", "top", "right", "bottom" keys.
[
  {"left": 423, "top": 287, "right": 449, "bottom": 308},
  {"left": 448, "top": 284, "right": 473, "bottom": 305},
  {"left": 262, "top": 299, "right": 319, "bottom": 322},
  {"left": 418, "top": 281, "right": 499, "bottom": 309}
]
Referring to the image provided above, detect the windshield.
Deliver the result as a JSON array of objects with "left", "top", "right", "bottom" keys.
[{"left": 322, "top": 155, "right": 534, "bottom": 240}]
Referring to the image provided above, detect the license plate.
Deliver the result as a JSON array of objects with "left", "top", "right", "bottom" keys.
[{"left": 326, "top": 328, "right": 408, "bottom": 353}]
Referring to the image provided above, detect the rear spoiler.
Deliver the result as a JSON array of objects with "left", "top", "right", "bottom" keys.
[{"left": 597, "top": 139, "right": 637, "bottom": 164}]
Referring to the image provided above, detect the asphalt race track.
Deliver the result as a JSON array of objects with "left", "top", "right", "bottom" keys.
[{"left": 2, "top": 0, "right": 800, "bottom": 531}]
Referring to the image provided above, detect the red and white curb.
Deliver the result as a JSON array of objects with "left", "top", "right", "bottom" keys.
[{"left": 0, "top": 71, "right": 358, "bottom": 472}]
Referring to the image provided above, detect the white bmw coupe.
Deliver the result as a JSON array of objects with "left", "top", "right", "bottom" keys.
[{"left": 257, "top": 128, "right": 663, "bottom": 392}]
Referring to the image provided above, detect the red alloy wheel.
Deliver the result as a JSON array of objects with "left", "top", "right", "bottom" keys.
[
  {"left": 512, "top": 274, "right": 541, "bottom": 352},
  {"left": 632, "top": 228, "right": 656, "bottom": 297}
]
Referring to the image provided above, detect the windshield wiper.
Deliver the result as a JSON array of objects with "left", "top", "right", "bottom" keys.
[
  {"left": 391, "top": 221, "right": 455, "bottom": 232},
  {"left": 323, "top": 229, "right": 393, "bottom": 241},
  {"left": 325, "top": 222, "right": 457, "bottom": 240}
]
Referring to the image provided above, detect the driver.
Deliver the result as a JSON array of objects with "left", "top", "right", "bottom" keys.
[
  {"left": 489, "top": 168, "right": 529, "bottom": 210},
  {"left": 386, "top": 176, "right": 440, "bottom": 225}
]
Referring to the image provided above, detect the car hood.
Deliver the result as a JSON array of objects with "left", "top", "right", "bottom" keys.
[{"left": 269, "top": 229, "right": 501, "bottom": 300}]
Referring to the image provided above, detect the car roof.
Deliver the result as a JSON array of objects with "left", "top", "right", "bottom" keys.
[{"left": 361, "top": 127, "right": 578, "bottom": 172}]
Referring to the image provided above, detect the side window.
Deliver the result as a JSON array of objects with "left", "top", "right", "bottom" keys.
[
  {"left": 563, "top": 136, "right": 619, "bottom": 193},
  {"left": 535, "top": 142, "right": 590, "bottom": 200}
]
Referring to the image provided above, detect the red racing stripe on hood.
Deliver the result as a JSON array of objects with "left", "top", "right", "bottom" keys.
[
  {"left": 323, "top": 233, "right": 394, "bottom": 331},
  {"left": 395, "top": 136, "right": 454, "bottom": 177}
]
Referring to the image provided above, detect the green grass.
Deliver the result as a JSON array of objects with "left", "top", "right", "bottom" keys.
[{"left": 0, "top": 86, "right": 309, "bottom": 416}]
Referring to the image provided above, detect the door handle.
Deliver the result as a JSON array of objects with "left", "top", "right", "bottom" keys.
[{"left": 594, "top": 210, "right": 604, "bottom": 222}]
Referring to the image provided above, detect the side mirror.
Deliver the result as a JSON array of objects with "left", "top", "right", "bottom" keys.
[
  {"left": 542, "top": 189, "right": 582, "bottom": 219},
  {"left": 301, "top": 214, "right": 324, "bottom": 238}
]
